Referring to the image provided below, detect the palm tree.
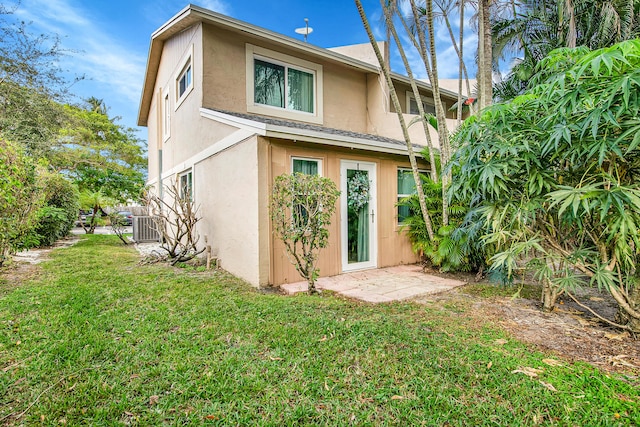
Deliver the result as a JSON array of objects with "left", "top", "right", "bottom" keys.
[
  {"left": 355, "top": 0, "right": 436, "bottom": 241},
  {"left": 492, "top": 0, "right": 640, "bottom": 100},
  {"left": 432, "top": 0, "right": 475, "bottom": 121},
  {"left": 380, "top": 0, "right": 439, "bottom": 183},
  {"left": 477, "top": 0, "right": 493, "bottom": 109},
  {"left": 85, "top": 96, "right": 107, "bottom": 115}
]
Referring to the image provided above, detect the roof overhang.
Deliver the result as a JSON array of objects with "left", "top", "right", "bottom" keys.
[
  {"left": 137, "top": 4, "right": 458, "bottom": 127},
  {"left": 200, "top": 108, "right": 421, "bottom": 157}
]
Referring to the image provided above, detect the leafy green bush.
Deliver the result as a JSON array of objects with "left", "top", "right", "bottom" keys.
[
  {"left": 451, "top": 40, "right": 640, "bottom": 332},
  {"left": 33, "top": 172, "right": 79, "bottom": 246},
  {"left": 0, "top": 139, "right": 44, "bottom": 265},
  {"left": 399, "top": 173, "right": 487, "bottom": 272},
  {"left": 270, "top": 173, "right": 340, "bottom": 294}
]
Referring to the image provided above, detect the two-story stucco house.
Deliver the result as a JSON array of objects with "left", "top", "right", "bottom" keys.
[{"left": 138, "top": 4, "right": 463, "bottom": 288}]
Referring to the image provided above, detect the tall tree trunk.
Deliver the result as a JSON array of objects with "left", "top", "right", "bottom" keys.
[
  {"left": 380, "top": 0, "right": 438, "bottom": 183},
  {"left": 435, "top": 0, "right": 474, "bottom": 121},
  {"left": 562, "top": 0, "right": 577, "bottom": 48},
  {"left": 477, "top": 0, "right": 493, "bottom": 110},
  {"left": 355, "top": 0, "right": 436, "bottom": 241},
  {"left": 409, "top": 0, "right": 451, "bottom": 226},
  {"left": 457, "top": 0, "right": 466, "bottom": 125}
]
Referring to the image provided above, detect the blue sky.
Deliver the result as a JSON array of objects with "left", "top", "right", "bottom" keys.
[{"left": 5, "top": 0, "right": 479, "bottom": 142}]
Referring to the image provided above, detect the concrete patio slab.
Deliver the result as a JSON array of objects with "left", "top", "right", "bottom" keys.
[{"left": 280, "top": 264, "right": 466, "bottom": 303}]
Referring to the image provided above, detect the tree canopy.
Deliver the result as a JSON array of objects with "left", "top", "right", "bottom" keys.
[
  {"left": 57, "top": 104, "right": 146, "bottom": 201},
  {"left": 0, "top": 8, "right": 146, "bottom": 203}
]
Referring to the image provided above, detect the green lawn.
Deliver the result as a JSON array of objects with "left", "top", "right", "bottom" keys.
[{"left": 1, "top": 236, "right": 638, "bottom": 426}]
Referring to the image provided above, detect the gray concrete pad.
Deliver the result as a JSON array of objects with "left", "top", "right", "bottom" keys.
[{"left": 280, "top": 264, "right": 466, "bottom": 302}]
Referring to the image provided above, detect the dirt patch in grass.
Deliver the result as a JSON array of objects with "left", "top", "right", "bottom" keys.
[
  {"left": 0, "top": 237, "right": 79, "bottom": 295},
  {"left": 414, "top": 278, "right": 640, "bottom": 376}
]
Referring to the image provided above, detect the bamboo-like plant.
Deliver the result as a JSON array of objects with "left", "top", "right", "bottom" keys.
[{"left": 451, "top": 40, "right": 640, "bottom": 333}]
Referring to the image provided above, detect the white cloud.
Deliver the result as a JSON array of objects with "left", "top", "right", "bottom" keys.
[
  {"left": 197, "top": 0, "right": 231, "bottom": 15},
  {"left": 10, "top": 0, "right": 148, "bottom": 127}
]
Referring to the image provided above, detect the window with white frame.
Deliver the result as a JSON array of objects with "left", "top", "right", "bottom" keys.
[
  {"left": 246, "top": 44, "right": 323, "bottom": 124},
  {"left": 177, "top": 61, "right": 192, "bottom": 101},
  {"left": 254, "top": 58, "right": 314, "bottom": 113},
  {"left": 397, "top": 168, "right": 428, "bottom": 224},
  {"left": 407, "top": 92, "right": 436, "bottom": 116},
  {"left": 163, "top": 93, "right": 171, "bottom": 140},
  {"left": 291, "top": 157, "right": 321, "bottom": 176},
  {"left": 179, "top": 170, "right": 193, "bottom": 201}
]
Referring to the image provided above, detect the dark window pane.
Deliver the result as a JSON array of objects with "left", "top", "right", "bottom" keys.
[
  {"left": 293, "top": 159, "right": 318, "bottom": 175},
  {"left": 254, "top": 59, "right": 285, "bottom": 108}
]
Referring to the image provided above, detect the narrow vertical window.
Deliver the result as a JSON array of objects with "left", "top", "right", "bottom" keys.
[
  {"left": 179, "top": 170, "right": 193, "bottom": 201},
  {"left": 291, "top": 158, "right": 321, "bottom": 226},
  {"left": 397, "top": 168, "right": 427, "bottom": 224},
  {"left": 177, "top": 61, "right": 193, "bottom": 101}
]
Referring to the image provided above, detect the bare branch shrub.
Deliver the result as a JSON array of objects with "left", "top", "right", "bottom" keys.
[
  {"left": 108, "top": 213, "right": 129, "bottom": 245},
  {"left": 145, "top": 182, "right": 204, "bottom": 265}
]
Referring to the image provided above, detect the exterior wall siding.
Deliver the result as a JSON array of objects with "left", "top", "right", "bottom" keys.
[
  {"left": 141, "top": 10, "right": 467, "bottom": 288},
  {"left": 267, "top": 139, "right": 425, "bottom": 286}
]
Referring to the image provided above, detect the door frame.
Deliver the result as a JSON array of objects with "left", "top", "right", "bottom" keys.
[{"left": 340, "top": 160, "right": 377, "bottom": 272}]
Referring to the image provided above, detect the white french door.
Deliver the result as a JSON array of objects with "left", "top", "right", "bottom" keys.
[{"left": 340, "top": 160, "right": 377, "bottom": 272}]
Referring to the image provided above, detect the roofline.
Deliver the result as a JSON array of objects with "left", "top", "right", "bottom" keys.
[
  {"left": 137, "top": 4, "right": 458, "bottom": 126},
  {"left": 199, "top": 108, "right": 421, "bottom": 157}
]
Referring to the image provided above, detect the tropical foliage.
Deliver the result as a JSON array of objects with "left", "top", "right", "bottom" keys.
[
  {"left": 451, "top": 40, "right": 640, "bottom": 332},
  {"left": 58, "top": 104, "right": 146, "bottom": 201},
  {"left": 493, "top": 0, "right": 640, "bottom": 100},
  {"left": 0, "top": 7, "right": 146, "bottom": 247},
  {"left": 270, "top": 173, "right": 340, "bottom": 294},
  {"left": 399, "top": 169, "right": 487, "bottom": 272}
]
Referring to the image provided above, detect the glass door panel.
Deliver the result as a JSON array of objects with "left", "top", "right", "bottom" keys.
[{"left": 341, "top": 161, "right": 376, "bottom": 272}]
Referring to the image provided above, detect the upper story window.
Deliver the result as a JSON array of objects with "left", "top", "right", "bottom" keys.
[
  {"left": 246, "top": 44, "right": 324, "bottom": 124},
  {"left": 175, "top": 45, "right": 194, "bottom": 108},
  {"left": 177, "top": 62, "right": 192, "bottom": 100},
  {"left": 407, "top": 92, "right": 436, "bottom": 116},
  {"left": 254, "top": 59, "right": 314, "bottom": 113}
]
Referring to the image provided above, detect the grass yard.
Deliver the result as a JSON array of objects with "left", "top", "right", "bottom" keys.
[{"left": 1, "top": 236, "right": 638, "bottom": 426}]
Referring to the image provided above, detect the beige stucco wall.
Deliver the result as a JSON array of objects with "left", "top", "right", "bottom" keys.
[
  {"left": 201, "top": 24, "right": 370, "bottom": 134},
  {"left": 150, "top": 23, "right": 237, "bottom": 174},
  {"left": 363, "top": 74, "right": 464, "bottom": 149},
  {"left": 146, "top": 94, "right": 160, "bottom": 188},
  {"left": 142, "top": 18, "right": 467, "bottom": 288},
  {"left": 328, "top": 42, "right": 386, "bottom": 68},
  {"left": 195, "top": 135, "right": 263, "bottom": 286}
]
